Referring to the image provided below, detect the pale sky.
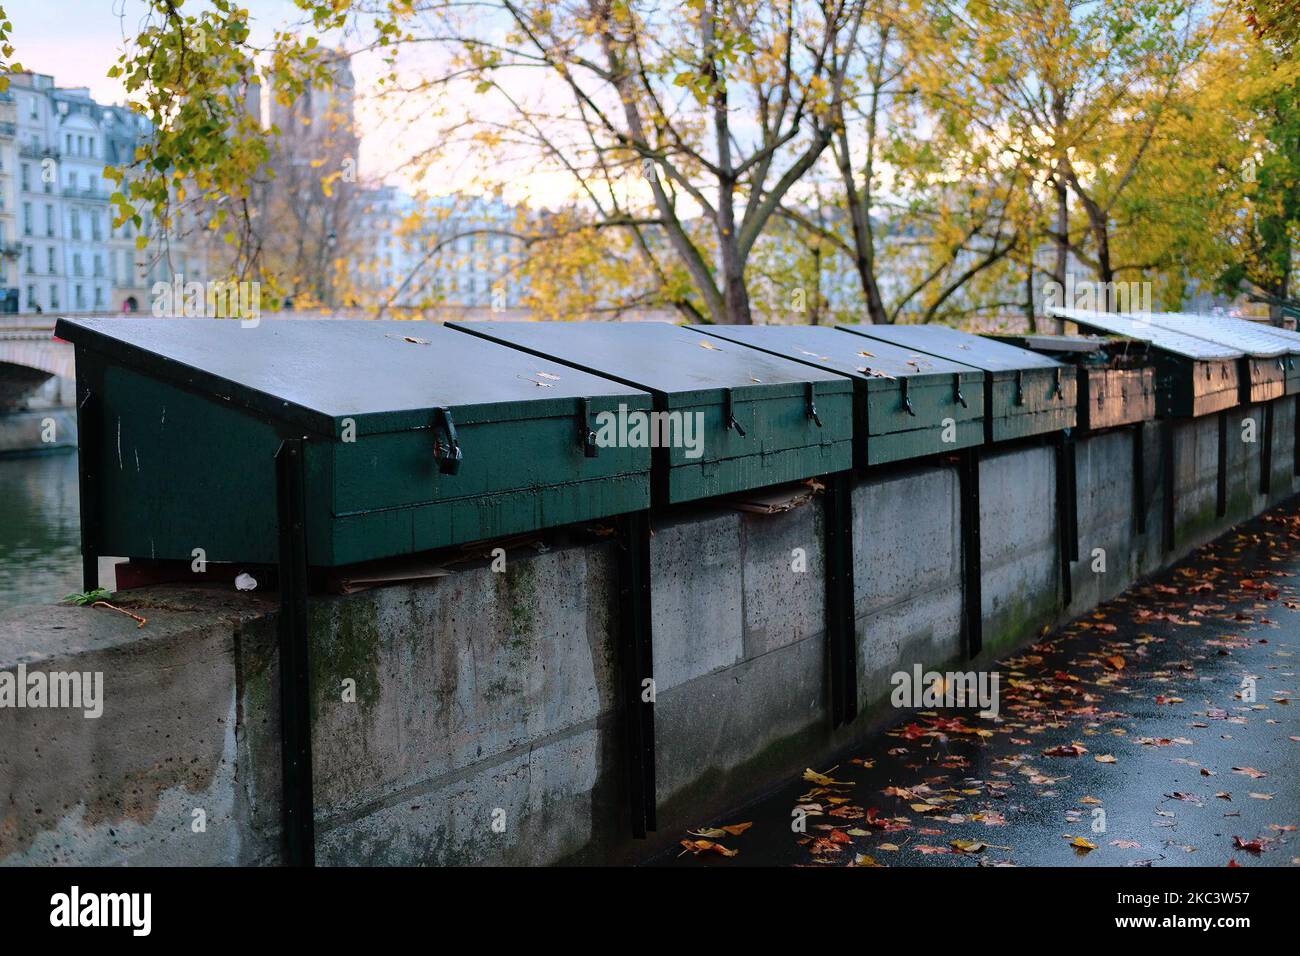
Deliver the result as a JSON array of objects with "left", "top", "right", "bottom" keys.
[
  {"left": 1, "top": 1, "right": 800, "bottom": 214},
  {"left": 2, "top": 0, "right": 450, "bottom": 195}
]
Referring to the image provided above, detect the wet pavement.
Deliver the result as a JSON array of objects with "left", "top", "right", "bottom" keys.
[{"left": 657, "top": 499, "right": 1300, "bottom": 868}]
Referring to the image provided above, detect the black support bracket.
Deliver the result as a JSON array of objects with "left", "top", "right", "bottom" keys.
[
  {"left": 957, "top": 448, "right": 983, "bottom": 659},
  {"left": 1261, "top": 401, "right": 1274, "bottom": 496},
  {"left": 616, "top": 510, "right": 656, "bottom": 838},
  {"left": 1132, "top": 423, "right": 1147, "bottom": 535},
  {"left": 76, "top": 383, "right": 101, "bottom": 592},
  {"left": 1294, "top": 395, "right": 1300, "bottom": 477},
  {"left": 275, "top": 437, "right": 315, "bottom": 867},
  {"left": 1054, "top": 431, "right": 1078, "bottom": 608},
  {"left": 1161, "top": 419, "right": 1177, "bottom": 554},
  {"left": 822, "top": 470, "right": 858, "bottom": 728},
  {"left": 1216, "top": 411, "right": 1228, "bottom": 518}
]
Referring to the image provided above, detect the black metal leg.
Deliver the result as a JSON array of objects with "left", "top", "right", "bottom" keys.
[
  {"left": 1161, "top": 420, "right": 1176, "bottom": 554},
  {"left": 1216, "top": 411, "right": 1228, "bottom": 518},
  {"left": 1261, "top": 402, "right": 1273, "bottom": 496},
  {"left": 276, "top": 438, "right": 315, "bottom": 867},
  {"left": 823, "top": 470, "right": 858, "bottom": 727},
  {"left": 616, "top": 510, "right": 655, "bottom": 837},
  {"left": 1054, "top": 433, "right": 1075, "bottom": 607},
  {"left": 1293, "top": 395, "right": 1299, "bottom": 477},
  {"left": 958, "top": 448, "right": 982, "bottom": 659},
  {"left": 75, "top": 382, "right": 101, "bottom": 592},
  {"left": 1132, "top": 424, "right": 1146, "bottom": 535}
]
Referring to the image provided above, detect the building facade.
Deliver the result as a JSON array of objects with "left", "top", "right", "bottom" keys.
[
  {"left": 356, "top": 186, "right": 529, "bottom": 310},
  {"left": 5, "top": 72, "right": 210, "bottom": 315}
]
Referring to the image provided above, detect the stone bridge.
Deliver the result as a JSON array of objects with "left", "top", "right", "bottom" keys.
[{"left": 0, "top": 324, "right": 75, "bottom": 412}]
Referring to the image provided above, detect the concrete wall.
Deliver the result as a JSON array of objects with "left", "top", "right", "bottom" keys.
[{"left": 4, "top": 402, "right": 1299, "bottom": 866}]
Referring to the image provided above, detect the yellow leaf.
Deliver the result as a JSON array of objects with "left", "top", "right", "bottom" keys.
[{"left": 803, "top": 768, "right": 851, "bottom": 786}]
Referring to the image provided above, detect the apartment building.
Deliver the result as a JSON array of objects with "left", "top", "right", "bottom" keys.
[
  {"left": 357, "top": 186, "right": 529, "bottom": 310},
  {"left": 6, "top": 71, "right": 209, "bottom": 315}
]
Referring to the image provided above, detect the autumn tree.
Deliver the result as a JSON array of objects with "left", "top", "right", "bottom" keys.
[
  {"left": 900, "top": 0, "right": 1227, "bottom": 312},
  {"left": 110, "top": 0, "right": 873, "bottom": 324}
]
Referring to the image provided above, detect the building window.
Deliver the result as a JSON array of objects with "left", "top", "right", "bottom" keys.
[
  {"left": 72, "top": 252, "right": 82, "bottom": 276},
  {"left": 75, "top": 284, "right": 84, "bottom": 309},
  {"left": 94, "top": 286, "right": 103, "bottom": 308},
  {"left": 45, "top": 204, "right": 54, "bottom": 237},
  {"left": 93, "top": 254, "right": 103, "bottom": 277},
  {"left": 91, "top": 213, "right": 102, "bottom": 241},
  {"left": 26, "top": 285, "right": 35, "bottom": 309},
  {"left": 20, "top": 164, "right": 29, "bottom": 192},
  {"left": 70, "top": 211, "right": 80, "bottom": 240},
  {"left": 24, "top": 245, "right": 33, "bottom": 274},
  {"left": 49, "top": 285, "right": 58, "bottom": 309},
  {"left": 22, "top": 202, "right": 31, "bottom": 236},
  {"left": 46, "top": 247, "right": 55, "bottom": 273}
]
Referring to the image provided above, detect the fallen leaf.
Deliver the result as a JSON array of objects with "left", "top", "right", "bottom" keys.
[
  {"left": 1232, "top": 767, "right": 1268, "bottom": 779},
  {"left": 679, "top": 839, "right": 737, "bottom": 857}
]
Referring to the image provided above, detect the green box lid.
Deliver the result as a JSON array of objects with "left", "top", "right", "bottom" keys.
[
  {"left": 691, "top": 323, "right": 986, "bottom": 382},
  {"left": 54, "top": 317, "right": 651, "bottom": 438},
  {"left": 837, "top": 323, "right": 1065, "bottom": 373},
  {"left": 449, "top": 320, "right": 854, "bottom": 407}
]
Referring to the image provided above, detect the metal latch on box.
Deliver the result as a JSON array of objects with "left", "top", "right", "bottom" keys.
[
  {"left": 725, "top": 389, "right": 746, "bottom": 437},
  {"left": 806, "top": 382, "right": 823, "bottom": 427},
  {"left": 577, "top": 398, "right": 599, "bottom": 458},
  {"left": 432, "top": 406, "right": 462, "bottom": 475},
  {"left": 900, "top": 377, "right": 917, "bottom": 417}
]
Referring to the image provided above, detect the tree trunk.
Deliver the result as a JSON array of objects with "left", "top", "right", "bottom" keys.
[
  {"left": 1052, "top": 92, "right": 1069, "bottom": 294},
  {"left": 1024, "top": 261, "right": 1038, "bottom": 333}
]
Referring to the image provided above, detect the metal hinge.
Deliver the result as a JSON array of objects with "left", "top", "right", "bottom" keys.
[{"left": 432, "top": 406, "right": 462, "bottom": 475}]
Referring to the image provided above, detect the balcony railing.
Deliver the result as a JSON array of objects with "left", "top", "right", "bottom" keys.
[
  {"left": 62, "top": 187, "right": 112, "bottom": 202},
  {"left": 18, "top": 144, "right": 58, "bottom": 160}
]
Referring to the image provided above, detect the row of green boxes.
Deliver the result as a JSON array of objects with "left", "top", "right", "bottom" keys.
[{"left": 58, "top": 317, "right": 1095, "bottom": 566}]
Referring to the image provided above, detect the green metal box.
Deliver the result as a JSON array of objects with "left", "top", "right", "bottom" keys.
[
  {"left": 990, "top": 334, "right": 1156, "bottom": 431},
  {"left": 56, "top": 317, "right": 654, "bottom": 567},
  {"left": 1052, "top": 308, "right": 1242, "bottom": 417},
  {"left": 448, "top": 321, "right": 853, "bottom": 504},
  {"left": 837, "top": 324, "right": 1076, "bottom": 443},
  {"left": 690, "top": 323, "right": 985, "bottom": 467}
]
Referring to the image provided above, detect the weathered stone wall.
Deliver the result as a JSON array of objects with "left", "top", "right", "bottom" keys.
[{"left": 4, "top": 404, "right": 1298, "bottom": 866}]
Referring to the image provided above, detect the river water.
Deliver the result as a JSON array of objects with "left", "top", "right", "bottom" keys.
[{"left": 0, "top": 451, "right": 85, "bottom": 610}]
